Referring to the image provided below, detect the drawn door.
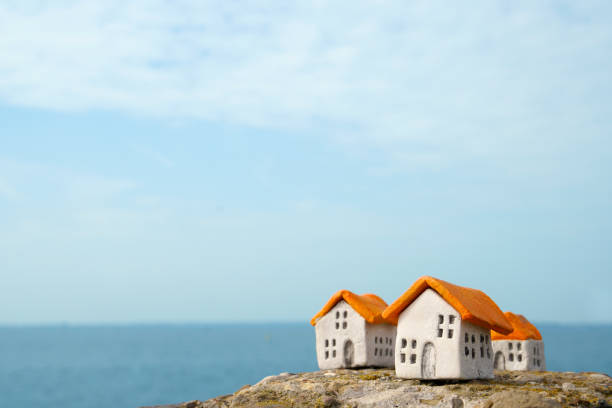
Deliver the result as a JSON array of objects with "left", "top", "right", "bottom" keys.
[
  {"left": 494, "top": 351, "right": 505, "bottom": 370},
  {"left": 421, "top": 342, "right": 436, "bottom": 378},
  {"left": 343, "top": 340, "right": 354, "bottom": 367}
]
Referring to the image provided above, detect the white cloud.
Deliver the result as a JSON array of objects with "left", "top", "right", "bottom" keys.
[{"left": 0, "top": 1, "right": 611, "bottom": 166}]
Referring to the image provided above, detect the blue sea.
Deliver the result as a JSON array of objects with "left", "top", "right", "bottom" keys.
[{"left": 0, "top": 324, "right": 610, "bottom": 408}]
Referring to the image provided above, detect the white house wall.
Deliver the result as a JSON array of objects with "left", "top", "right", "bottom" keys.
[
  {"left": 492, "top": 339, "right": 545, "bottom": 371},
  {"left": 458, "top": 321, "right": 494, "bottom": 379},
  {"left": 315, "top": 300, "right": 367, "bottom": 369},
  {"left": 364, "top": 323, "right": 396, "bottom": 368},
  {"left": 395, "top": 289, "right": 463, "bottom": 379}
]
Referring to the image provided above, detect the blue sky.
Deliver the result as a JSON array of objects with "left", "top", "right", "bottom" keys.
[{"left": 1, "top": 1, "right": 611, "bottom": 324}]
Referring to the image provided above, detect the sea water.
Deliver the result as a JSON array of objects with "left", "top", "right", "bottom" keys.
[{"left": 0, "top": 324, "right": 610, "bottom": 408}]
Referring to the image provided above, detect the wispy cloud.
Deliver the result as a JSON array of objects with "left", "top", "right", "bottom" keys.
[{"left": 1, "top": 1, "right": 611, "bottom": 166}]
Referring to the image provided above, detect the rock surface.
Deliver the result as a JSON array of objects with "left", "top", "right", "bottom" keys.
[{"left": 145, "top": 369, "right": 611, "bottom": 408}]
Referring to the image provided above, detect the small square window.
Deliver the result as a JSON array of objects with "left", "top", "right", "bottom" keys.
[
  {"left": 411, "top": 339, "right": 417, "bottom": 349},
  {"left": 509, "top": 353, "right": 514, "bottom": 361},
  {"left": 400, "top": 353, "right": 406, "bottom": 363},
  {"left": 438, "top": 315, "right": 444, "bottom": 324},
  {"left": 401, "top": 338, "right": 407, "bottom": 348},
  {"left": 448, "top": 329, "right": 454, "bottom": 338},
  {"left": 410, "top": 354, "right": 417, "bottom": 364},
  {"left": 438, "top": 329, "right": 443, "bottom": 337}
]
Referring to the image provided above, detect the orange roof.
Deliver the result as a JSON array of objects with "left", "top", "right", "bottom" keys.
[
  {"left": 381, "top": 276, "right": 513, "bottom": 334},
  {"left": 310, "top": 290, "right": 396, "bottom": 326},
  {"left": 491, "top": 312, "right": 542, "bottom": 340}
]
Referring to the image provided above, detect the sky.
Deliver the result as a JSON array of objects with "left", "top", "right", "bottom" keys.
[{"left": 1, "top": 1, "right": 611, "bottom": 325}]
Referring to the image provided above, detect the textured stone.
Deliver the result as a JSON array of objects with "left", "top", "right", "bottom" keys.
[{"left": 143, "top": 369, "right": 612, "bottom": 408}]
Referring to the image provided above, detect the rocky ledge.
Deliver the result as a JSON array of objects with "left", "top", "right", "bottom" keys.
[{"left": 148, "top": 369, "right": 611, "bottom": 408}]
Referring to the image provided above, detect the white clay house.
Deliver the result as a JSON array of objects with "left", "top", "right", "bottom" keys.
[
  {"left": 382, "top": 276, "right": 513, "bottom": 380},
  {"left": 311, "top": 290, "right": 397, "bottom": 369},
  {"left": 491, "top": 312, "right": 546, "bottom": 371}
]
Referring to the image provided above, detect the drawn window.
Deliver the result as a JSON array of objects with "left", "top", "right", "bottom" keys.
[
  {"left": 336, "top": 311, "right": 339, "bottom": 319},
  {"left": 374, "top": 348, "right": 378, "bottom": 356},
  {"left": 343, "top": 310, "right": 347, "bottom": 318},
  {"left": 517, "top": 342, "right": 521, "bottom": 350},
  {"left": 438, "top": 314, "right": 444, "bottom": 324},
  {"left": 487, "top": 348, "right": 491, "bottom": 359},
  {"left": 325, "top": 339, "right": 329, "bottom": 347},
  {"left": 438, "top": 329, "right": 443, "bottom": 337},
  {"left": 480, "top": 347, "right": 484, "bottom": 358},
  {"left": 342, "top": 321, "right": 347, "bottom": 329},
  {"left": 401, "top": 338, "right": 407, "bottom": 348},
  {"left": 332, "top": 350, "right": 336, "bottom": 358},
  {"left": 465, "top": 347, "right": 469, "bottom": 356},
  {"left": 518, "top": 354, "right": 522, "bottom": 362},
  {"left": 410, "top": 354, "right": 417, "bottom": 364},
  {"left": 465, "top": 333, "right": 469, "bottom": 343},
  {"left": 448, "top": 329, "right": 454, "bottom": 339},
  {"left": 325, "top": 351, "right": 329, "bottom": 359},
  {"left": 375, "top": 337, "right": 378, "bottom": 344},
  {"left": 471, "top": 335, "right": 476, "bottom": 343},
  {"left": 537, "top": 360, "right": 541, "bottom": 367},
  {"left": 332, "top": 339, "right": 336, "bottom": 346},
  {"left": 508, "top": 342, "right": 513, "bottom": 350},
  {"left": 401, "top": 353, "right": 406, "bottom": 363},
  {"left": 471, "top": 348, "right": 475, "bottom": 359},
  {"left": 411, "top": 339, "right": 417, "bottom": 349},
  {"left": 509, "top": 353, "right": 514, "bottom": 362},
  {"left": 485, "top": 335, "right": 489, "bottom": 342},
  {"left": 385, "top": 349, "right": 389, "bottom": 356},
  {"left": 449, "top": 315, "right": 455, "bottom": 324},
  {"left": 335, "top": 322, "right": 339, "bottom": 330},
  {"left": 480, "top": 334, "right": 484, "bottom": 343}
]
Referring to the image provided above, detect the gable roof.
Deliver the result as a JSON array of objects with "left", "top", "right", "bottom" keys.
[
  {"left": 491, "top": 312, "right": 542, "bottom": 340},
  {"left": 310, "top": 290, "right": 396, "bottom": 326},
  {"left": 381, "top": 276, "right": 513, "bottom": 334}
]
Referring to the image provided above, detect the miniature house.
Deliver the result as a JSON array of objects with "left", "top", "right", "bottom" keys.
[
  {"left": 381, "top": 276, "right": 513, "bottom": 380},
  {"left": 491, "top": 312, "right": 546, "bottom": 371},
  {"left": 311, "top": 290, "right": 397, "bottom": 369}
]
